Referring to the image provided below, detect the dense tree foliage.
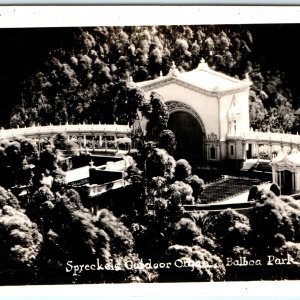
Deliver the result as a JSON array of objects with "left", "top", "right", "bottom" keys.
[
  {"left": 198, "top": 209, "right": 251, "bottom": 257},
  {"left": 0, "top": 25, "right": 300, "bottom": 284},
  {"left": 1, "top": 24, "right": 299, "bottom": 133},
  {"left": 175, "top": 159, "right": 192, "bottom": 181},
  {"left": 52, "top": 133, "right": 79, "bottom": 156},
  {"left": 0, "top": 133, "right": 300, "bottom": 283},
  {"left": 146, "top": 147, "right": 176, "bottom": 180},
  {"left": 0, "top": 138, "right": 37, "bottom": 189},
  {"left": 0, "top": 204, "right": 43, "bottom": 284},
  {"left": 141, "top": 91, "right": 169, "bottom": 139},
  {"left": 158, "top": 129, "right": 177, "bottom": 155},
  {"left": 185, "top": 175, "right": 205, "bottom": 202}
]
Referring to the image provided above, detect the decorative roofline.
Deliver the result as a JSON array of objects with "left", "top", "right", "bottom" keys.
[
  {"left": 195, "top": 58, "right": 251, "bottom": 85},
  {"left": 138, "top": 75, "right": 250, "bottom": 97},
  {"left": 168, "top": 61, "right": 180, "bottom": 77},
  {"left": 137, "top": 58, "right": 251, "bottom": 96}
]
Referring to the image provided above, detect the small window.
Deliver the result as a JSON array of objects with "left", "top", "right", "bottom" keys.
[
  {"left": 230, "top": 145, "right": 234, "bottom": 156},
  {"left": 210, "top": 147, "right": 216, "bottom": 159}
]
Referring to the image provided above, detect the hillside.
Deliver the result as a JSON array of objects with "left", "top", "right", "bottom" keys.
[{"left": 0, "top": 24, "right": 298, "bottom": 134}]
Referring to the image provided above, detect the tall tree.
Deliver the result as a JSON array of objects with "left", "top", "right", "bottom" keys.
[
  {"left": 142, "top": 92, "right": 169, "bottom": 140},
  {"left": 0, "top": 205, "right": 43, "bottom": 285}
]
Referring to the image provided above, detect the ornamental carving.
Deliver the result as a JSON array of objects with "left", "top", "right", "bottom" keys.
[
  {"left": 273, "top": 161, "right": 296, "bottom": 172},
  {"left": 207, "top": 132, "right": 218, "bottom": 141},
  {"left": 166, "top": 101, "right": 194, "bottom": 114},
  {"left": 165, "top": 100, "right": 206, "bottom": 136}
]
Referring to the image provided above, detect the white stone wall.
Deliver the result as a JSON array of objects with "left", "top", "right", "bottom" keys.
[
  {"left": 140, "top": 74, "right": 251, "bottom": 162},
  {"left": 142, "top": 82, "right": 219, "bottom": 139}
]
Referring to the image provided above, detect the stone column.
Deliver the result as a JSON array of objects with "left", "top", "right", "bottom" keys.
[
  {"left": 83, "top": 135, "right": 87, "bottom": 148},
  {"left": 268, "top": 142, "right": 272, "bottom": 160},
  {"left": 295, "top": 169, "right": 300, "bottom": 192},
  {"left": 78, "top": 136, "right": 82, "bottom": 149},
  {"left": 242, "top": 140, "right": 246, "bottom": 160},
  {"left": 99, "top": 135, "right": 102, "bottom": 148}
]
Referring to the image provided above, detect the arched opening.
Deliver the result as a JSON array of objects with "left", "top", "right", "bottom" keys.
[{"left": 168, "top": 111, "right": 204, "bottom": 164}]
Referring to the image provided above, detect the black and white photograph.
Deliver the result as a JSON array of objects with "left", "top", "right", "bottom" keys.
[{"left": 1, "top": 6, "right": 300, "bottom": 289}]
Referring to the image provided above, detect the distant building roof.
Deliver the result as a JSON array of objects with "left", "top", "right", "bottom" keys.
[{"left": 136, "top": 59, "right": 251, "bottom": 96}]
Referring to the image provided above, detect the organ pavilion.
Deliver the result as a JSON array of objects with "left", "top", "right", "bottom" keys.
[
  {"left": 136, "top": 59, "right": 300, "bottom": 195},
  {"left": 136, "top": 59, "right": 251, "bottom": 164},
  {"left": 3, "top": 59, "right": 300, "bottom": 195}
]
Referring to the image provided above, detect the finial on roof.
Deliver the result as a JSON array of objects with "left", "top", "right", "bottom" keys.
[
  {"left": 159, "top": 70, "right": 163, "bottom": 77},
  {"left": 168, "top": 61, "right": 180, "bottom": 77},
  {"left": 196, "top": 58, "right": 209, "bottom": 71}
]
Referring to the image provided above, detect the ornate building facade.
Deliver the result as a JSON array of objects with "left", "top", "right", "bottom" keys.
[{"left": 136, "top": 59, "right": 251, "bottom": 164}]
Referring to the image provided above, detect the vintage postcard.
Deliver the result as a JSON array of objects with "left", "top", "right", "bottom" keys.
[{"left": 0, "top": 6, "right": 300, "bottom": 294}]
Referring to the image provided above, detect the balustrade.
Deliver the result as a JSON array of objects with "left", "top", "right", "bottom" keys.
[
  {"left": 228, "top": 130, "right": 300, "bottom": 160},
  {"left": 0, "top": 123, "right": 132, "bottom": 140},
  {"left": 228, "top": 130, "right": 300, "bottom": 144}
]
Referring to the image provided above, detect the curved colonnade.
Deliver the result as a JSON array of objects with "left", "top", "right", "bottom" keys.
[
  {"left": 0, "top": 123, "right": 132, "bottom": 152},
  {"left": 3, "top": 123, "right": 300, "bottom": 158},
  {"left": 228, "top": 129, "right": 300, "bottom": 159}
]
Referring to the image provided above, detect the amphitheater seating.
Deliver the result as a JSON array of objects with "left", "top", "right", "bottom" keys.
[{"left": 200, "top": 176, "right": 260, "bottom": 204}]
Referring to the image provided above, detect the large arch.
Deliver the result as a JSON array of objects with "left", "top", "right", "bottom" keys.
[{"left": 166, "top": 101, "right": 206, "bottom": 164}]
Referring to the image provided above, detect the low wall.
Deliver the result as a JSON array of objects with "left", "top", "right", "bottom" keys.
[{"left": 89, "top": 169, "right": 123, "bottom": 184}]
